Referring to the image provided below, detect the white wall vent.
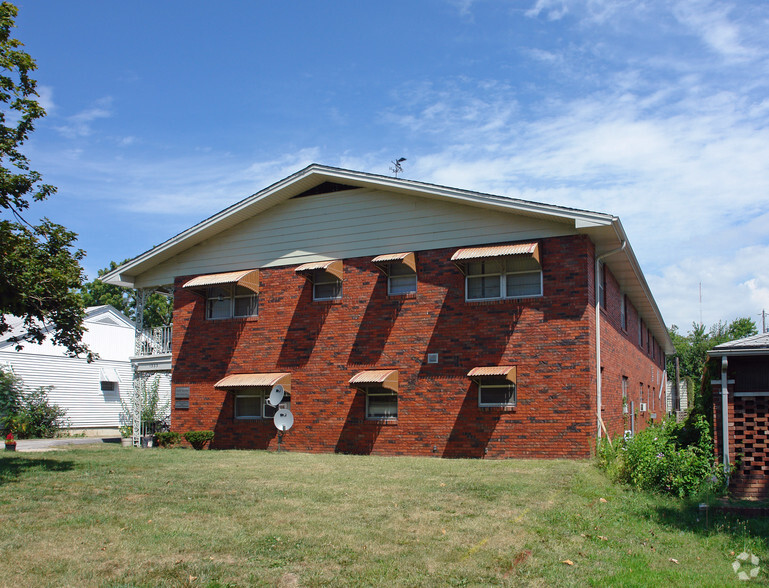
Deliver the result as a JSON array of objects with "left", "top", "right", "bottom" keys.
[
  {"left": 639, "top": 402, "right": 647, "bottom": 412},
  {"left": 427, "top": 353, "right": 439, "bottom": 364}
]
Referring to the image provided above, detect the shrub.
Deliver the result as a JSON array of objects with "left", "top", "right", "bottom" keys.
[
  {"left": 0, "top": 367, "right": 22, "bottom": 432},
  {"left": 184, "top": 430, "right": 214, "bottom": 450},
  {"left": 599, "top": 415, "right": 726, "bottom": 498},
  {"left": 9, "top": 386, "right": 69, "bottom": 439},
  {"left": 156, "top": 431, "right": 182, "bottom": 448}
]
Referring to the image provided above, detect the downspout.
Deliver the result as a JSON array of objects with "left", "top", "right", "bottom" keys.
[
  {"left": 720, "top": 355, "right": 730, "bottom": 473},
  {"left": 595, "top": 241, "right": 626, "bottom": 440}
]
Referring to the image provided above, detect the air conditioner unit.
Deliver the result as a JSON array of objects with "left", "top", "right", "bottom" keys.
[{"left": 640, "top": 402, "right": 647, "bottom": 412}]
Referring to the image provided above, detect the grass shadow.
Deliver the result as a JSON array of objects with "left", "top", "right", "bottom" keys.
[
  {"left": 652, "top": 500, "right": 769, "bottom": 542},
  {"left": 0, "top": 456, "right": 75, "bottom": 485}
]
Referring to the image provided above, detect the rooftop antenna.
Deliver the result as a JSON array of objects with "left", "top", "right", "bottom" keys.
[{"left": 390, "top": 157, "right": 406, "bottom": 177}]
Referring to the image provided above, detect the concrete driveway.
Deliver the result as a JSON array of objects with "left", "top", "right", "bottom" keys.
[{"left": 7, "top": 437, "right": 123, "bottom": 452}]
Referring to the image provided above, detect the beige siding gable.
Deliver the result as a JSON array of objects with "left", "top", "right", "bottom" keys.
[{"left": 137, "top": 187, "right": 576, "bottom": 287}]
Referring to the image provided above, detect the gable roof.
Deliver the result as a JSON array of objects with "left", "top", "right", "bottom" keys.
[
  {"left": 102, "top": 163, "right": 673, "bottom": 353},
  {"left": 708, "top": 332, "right": 769, "bottom": 356},
  {"left": 0, "top": 305, "right": 134, "bottom": 350}
]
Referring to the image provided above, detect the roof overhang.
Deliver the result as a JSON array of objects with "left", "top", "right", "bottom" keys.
[
  {"left": 215, "top": 372, "right": 291, "bottom": 392},
  {"left": 99, "top": 164, "right": 672, "bottom": 355},
  {"left": 182, "top": 269, "right": 260, "bottom": 294},
  {"left": 349, "top": 369, "right": 399, "bottom": 392}
]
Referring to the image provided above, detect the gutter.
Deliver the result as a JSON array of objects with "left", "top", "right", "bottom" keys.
[
  {"left": 595, "top": 240, "right": 627, "bottom": 439},
  {"left": 720, "top": 355, "right": 730, "bottom": 473}
]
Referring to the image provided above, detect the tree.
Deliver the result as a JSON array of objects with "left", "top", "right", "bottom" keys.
[
  {"left": 81, "top": 260, "right": 172, "bottom": 329},
  {"left": 0, "top": 2, "right": 88, "bottom": 357}
]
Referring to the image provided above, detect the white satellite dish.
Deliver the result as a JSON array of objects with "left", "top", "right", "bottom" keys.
[
  {"left": 274, "top": 408, "right": 294, "bottom": 432},
  {"left": 267, "top": 384, "right": 285, "bottom": 407}
]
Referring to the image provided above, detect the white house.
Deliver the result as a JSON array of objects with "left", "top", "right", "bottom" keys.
[{"left": 0, "top": 305, "right": 169, "bottom": 435}]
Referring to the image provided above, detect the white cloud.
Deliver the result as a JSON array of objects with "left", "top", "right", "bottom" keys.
[
  {"left": 672, "top": 0, "right": 758, "bottom": 61},
  {"left": 55, "top": 97, "right": 113, "bottom": 138}
]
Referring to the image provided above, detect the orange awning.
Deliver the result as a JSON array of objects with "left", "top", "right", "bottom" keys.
[
  {"left": 349, "top": 369, "right": 399, "bottom": 392},
  {"left": 183, "top": 269, "right": 260, "bottom": 294},
  {"left": 215, "top": 372, "right": 291, "bottom": 392},
  {"left": 295, "top": 259, "right": 343, "bottom": 281},
  {"left": 451, "top": 243, "right": 540, "bottom": 266},
  {"left": 467, "top": 366, "right": 516, "bottom": 383},
  {"left": 371, "top": 252, "right": 416, "bottom": 274}
]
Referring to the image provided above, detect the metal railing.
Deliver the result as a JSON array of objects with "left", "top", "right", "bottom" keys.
[{"left": 137, "top": 325, "right": 172, "bottom": 356}]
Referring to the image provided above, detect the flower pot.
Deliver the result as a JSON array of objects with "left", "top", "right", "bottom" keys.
[{"left": 5, "top": 444, "right": 16, "bottom": 451}]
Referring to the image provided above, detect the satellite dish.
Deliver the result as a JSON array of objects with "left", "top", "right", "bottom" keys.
[
  {"left": 267, "top": 384, "right": 285, "bottom": 407},
  {"left": 274, "top": 408, "right": 294, "bottom": 432}
]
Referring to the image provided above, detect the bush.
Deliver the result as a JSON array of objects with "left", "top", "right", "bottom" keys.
[
  {"left": 184, "top": 430, "right": 214, "bottom": 450},
  {"left": 155, "top": 431, "right": 181, "bottom": 448},
  {"left": 599, "top": 415, "right": 727, "bottom": 498},
  {"left": 1, "top": 369, "right": 67, "bottom": 438},
  {"left": 10, "top": 386, "right": 69, "bottom": 439}
]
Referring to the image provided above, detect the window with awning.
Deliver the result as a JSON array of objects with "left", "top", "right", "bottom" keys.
[
  {"left": 295, "top": 260, "right": 343, "bottom": 301},
  {"left": 451, "top": 243, "right": 542, "bottom": 300},
  {"left": 215, "top": 373, "right": 292, "bottom": 420},
  {"left": 468, "top": 366, "right": 517, "bottom": 407},
  {"left": 371, "top": 252, "right": 417, "bottom": 295},
  {"left": 183, "top": 269, "right": 260, "bottom": 319},
  {"left": 350, "top": 369, "right": 399, "bottom": 419}
]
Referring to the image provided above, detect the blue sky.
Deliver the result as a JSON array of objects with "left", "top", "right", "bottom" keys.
[{"left": 11, "top": 0, "right": 769, "bottom": 331}]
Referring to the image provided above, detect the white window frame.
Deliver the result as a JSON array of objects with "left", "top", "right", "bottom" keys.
[
  {"left": 234, "top": 388, "right": 290, "bottom": 420},
  {"left": 465, "top": 257, "right": 542, "bottom": 301},
  {"left": 313, "top": 270, "right": 342, "bottom": 301},
  {"left": 478, "top": 381, "right": 517, "bottom": 408},
  {"left": 365, "top": 388, "right": 398, "bottom": 420},
  {"left": 206, "top": 285, "right": 258, "bottom": 319},
  {"left": 387, "top": 263, "right": 417, "bottom": 296}
]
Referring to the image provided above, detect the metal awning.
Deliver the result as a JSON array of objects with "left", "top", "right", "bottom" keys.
[
  {"left": 451, "top": 242, "right": 540, "bottom": 267},
  {"left": 294, "top": 259, "right": 343, "bottom": 281},
  {"left": 182, "top": 269, "right": 260, "bottom": 294},
  {"left": 467, "top": 366, "right": 516, "bottom": 383},
  {"left": 349, "top": 369, "right": 399, "bottom": 392},
  {"left": 371, "top": 252, "right": 416, "bottom": 274},
  {"left": 99, "top": 367, "right": 121, "bottom": 382},
  {"left": 215, "top": 372, "right": 291, "bottom": 392}
]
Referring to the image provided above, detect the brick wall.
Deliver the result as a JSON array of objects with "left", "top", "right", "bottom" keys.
[{"left": 171, "top": 234, "right": 657, "bottom": 458}]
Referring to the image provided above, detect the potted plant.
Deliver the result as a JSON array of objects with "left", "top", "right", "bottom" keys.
[{"left": 5, "top": 432, "right": 17, "bottom": 451}]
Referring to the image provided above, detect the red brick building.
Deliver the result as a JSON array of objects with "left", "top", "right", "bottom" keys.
[
  {"left": 710, "top": 334, "right": 769, "bottom": 498},
  {"left": 105, "top": 165, "right": 672, "bottom": 458}
]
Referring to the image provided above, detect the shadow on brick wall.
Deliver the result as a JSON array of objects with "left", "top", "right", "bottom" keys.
[
  {"left": 348, "top": 279, "right": 404, "bottom": 365},
  {"left": 277, "top": 282, "right": 332, "bottom": 368},
  {"left": 334, "top": 389, "right": 383, "bottom": 454},
  {"left": 443, "top": 383, "right": 502, "bottom": 458}
]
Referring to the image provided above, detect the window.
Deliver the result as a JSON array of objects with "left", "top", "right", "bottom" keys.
[
  {"left": 366, "top": 389, "right": 398, "bottom": 419},
  {"left": 647, "top": 329, "right": 652, "bottom": 353},
  {"left": 478, "top": 379, "right": 517, "bottom": 407},
  {"left": 313, "top": 270, "right": 342, "bottom": 300},
  {"left": 207, "top": 285, "right": 258, "bottom": 319},
  {"left": 234, "top": 388, "right": 290, "bottom": 419},
  {"left": 622, "top": 376, "right": 629, "bottom": 414},
  {"left": 101, "top": 381, "right": 116, "bottom": 392},
  {"left": 466, "top": 256, "right": 542, "bottom": 300},
  {"left": 598, "top": 261, "right": 606, "bottom": 308},
  {"left": 388, "top": 262, "right": 417, "bottom": 295},
  {"left": 639, "top": 319, "right": 644, "bottom": 347},
  {"left": 619, "top": 294, "right": 625, "bottom": 327}
]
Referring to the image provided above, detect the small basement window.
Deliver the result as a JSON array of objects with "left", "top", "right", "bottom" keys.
[
  {"left": 366, "top": 389, "right": 398, "bottom": 419},
  {"left": 467, "top": 366, "right": 517, "bottom": 408},
  {"left": 478, "top": 380, "right": 517, "bottom": 407},
  {"left": 234, "top": 387, "right": 290, "bottom": 420}
]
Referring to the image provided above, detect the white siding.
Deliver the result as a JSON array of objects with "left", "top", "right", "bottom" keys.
[
  {"left": 0, "top": 351, "right": 132, "bottom": 428},
  {"left": 137, "top": 187, "right": 576, "bottom": 287},
  {"left": 0, "top": 307, "right": 138, "bottom": 429}
]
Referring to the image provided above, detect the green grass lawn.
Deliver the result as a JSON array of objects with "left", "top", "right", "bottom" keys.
[{"left": 0, "top": 446, "right": 766, "bottom": 587}]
